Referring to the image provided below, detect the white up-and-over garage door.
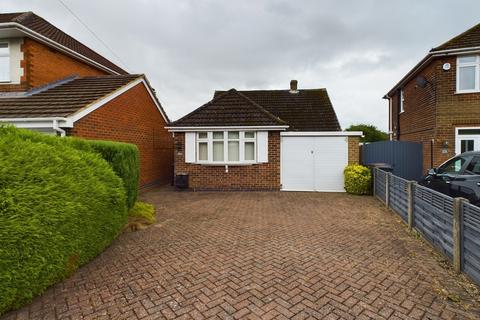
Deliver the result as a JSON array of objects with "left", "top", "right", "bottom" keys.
[{"left": 281, "top": 132, "right": 357, "bottom": 192}]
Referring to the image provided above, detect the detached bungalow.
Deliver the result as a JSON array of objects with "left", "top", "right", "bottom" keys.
[{"left": 167, "top": 80, "right": 362, "bottom": 192}]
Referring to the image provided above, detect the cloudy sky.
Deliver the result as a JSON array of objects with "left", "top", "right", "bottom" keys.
[{"left": 3, "top": 1, "right": 480, "bottom": 130}]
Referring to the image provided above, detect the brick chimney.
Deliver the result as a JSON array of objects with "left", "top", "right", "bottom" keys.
[{"left": 290, "top": 80, "right": 298, "bottom": 93}]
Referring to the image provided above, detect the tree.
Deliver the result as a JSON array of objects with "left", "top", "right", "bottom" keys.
[{"left": 345, "top": 124, "right": 388, "bottom": 143}]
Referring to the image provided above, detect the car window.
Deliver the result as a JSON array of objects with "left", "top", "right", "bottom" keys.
[
  {"left": 438, "top": 157, "right": 467, "bottom": 174},
  {"left": 465, "top": 156, "right": 480, "bottom": 175}
]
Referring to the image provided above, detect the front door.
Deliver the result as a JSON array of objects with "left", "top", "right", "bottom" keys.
[{"left": 456, "top": 128, "right": 480, "bottom": 154}]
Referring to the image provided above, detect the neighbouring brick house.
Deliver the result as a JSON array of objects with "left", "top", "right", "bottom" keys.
[
  {"left": 167, "top": 81, "right": 362, "bottom": 191},
  {"left": 0, "top": 12, "right": 173, "bottom": 187},
  {"left": 385, "top": 22, "right": 480, "bottom": 172}
]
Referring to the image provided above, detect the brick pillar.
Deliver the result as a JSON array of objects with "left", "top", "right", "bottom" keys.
[{"left": 348, "top": 136, "right": 360, "bottom": 164}]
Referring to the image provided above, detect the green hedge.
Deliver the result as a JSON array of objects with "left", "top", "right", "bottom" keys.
[
  {"left": 67, "top": 139, "right": 139, "bottom": 209},
  {"left": 0, "top": 126, "right": 128, "bottom": 314},
  {"left": 0, "top": 126, "right": 139, "bottom": 209},
  {"left": 344, "top": 164, "right": 372, "bottom": 195}
]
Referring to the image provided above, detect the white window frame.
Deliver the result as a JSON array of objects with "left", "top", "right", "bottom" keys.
[
  {"left": 456, "top": 55, "right": 480, "bottom": 93},
  {"left": 195, "top": 130, "right": 257, "bottom": 164},
  {"left": 399, "top": 89, "right": 405, "bottom": 114},
  {"left": 455, "top": 126, "right": 480, "bottom": 154},
  {"left": 0, "top": 42, "right": 10, "bottom": 83}
]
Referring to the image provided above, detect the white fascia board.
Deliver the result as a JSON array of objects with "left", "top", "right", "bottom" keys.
[
  {"left": 66, "top": 78, "right": 169, "bottom": 124},
  {"left": 166, "top": 125, "right": 289, "bottom": 132},
  {"left": 0, "top": 23, "right": 122, "bottom": 75},
  {"left": 431, "top": 46, "right": 480, "bottom": 54},
  {"left": 0, "top": 117, "right": 73, "bottom": 128},
  {"left": 280, "top": 131, "right": 363, "bottom": 137},
  {"left": 385, "top": 48, "right": 480, "bottom": 98}
]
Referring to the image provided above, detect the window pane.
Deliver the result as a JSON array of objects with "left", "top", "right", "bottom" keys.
[
  {"left": 245, "top": 142, "right": 255, "bottom": 160},
  {"left": 198, "top": 142, "right": 208, "bottom": 160},
  {"left": 228, "top": 141, "right": 239, "bottom": 161},
  {"left": 0, "top": 56, "right": 9, "bottom": 81},
  {"left": 213, "top": 141, "right": 224, "bottom": 161},
  {"left": 198, "top": 132, "right": 207, "bottom": 139},
  {"left": 213, "top": 132, "right": 224, "bottom": 139},
  {"left": 461, "top": 140, "right": 474, "bottom": 153},
  {"left": 245, "top": 131, "right": 255, "bottom": 139},
  {"left": 228, "top": 131, "right": 239, "bottom": 139},
  {"left": 459, "top": 129, "right": 480, "bottom": 135},
  {"left": 459, "top": 66, "right": 476, "bottom": 90},
  {"left": 466, "top": 157, "right": 480, "bottom": 174},
  {"left": 438, "top": 157, "right": 466, "bottom": 174},
  {"left": 459, "top": 55, "right": 476, "bottom": 63}
]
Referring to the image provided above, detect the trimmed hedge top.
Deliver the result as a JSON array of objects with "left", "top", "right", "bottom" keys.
[{"left": 0, "top": 126, "right": 128, "bottom": 314}]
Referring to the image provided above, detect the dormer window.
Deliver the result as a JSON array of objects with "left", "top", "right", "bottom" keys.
[
  {"left": 0, "top": 43, "right": 10, "bottom": 82},
  {"left": 457, "top": 55, "right": 479, "bottom": 93}
]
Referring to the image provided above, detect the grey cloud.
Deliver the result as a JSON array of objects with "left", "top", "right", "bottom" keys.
[{"left": 2, "top": 0, "right": 480, "bottom": 129}]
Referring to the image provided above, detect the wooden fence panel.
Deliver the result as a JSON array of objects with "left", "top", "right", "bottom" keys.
[
  {"left": 463, "top": 202, "right": 480, "bottom": 284},
  {"left": 414, "top": 185, "right": 454, "bottom": 261},
  {"left": 375, "top": 169, "right": 386, "bottom": 203},
  {"left": 388, "top": 174, "right": 409, "bottom": 222}
]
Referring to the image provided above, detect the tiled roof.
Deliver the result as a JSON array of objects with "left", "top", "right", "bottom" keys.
[
  {"left": 0, "top": 12, "right": 127, "bottom": 74},
  {"left": 170, "top": 89, "right": 287, "bottom": 127},
  {"left": 0, "top": 74, "right": 141, "bottom": 118},
  {"left": 431, "top": 23, "right": 480, "bottom": 52},
  {"left": 214, "top": 89, "right": 341, "bottom": 131}
]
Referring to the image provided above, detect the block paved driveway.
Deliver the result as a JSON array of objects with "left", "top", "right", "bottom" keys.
[{"left": 4, "top": 190, "right": 480, "bottom": 320}]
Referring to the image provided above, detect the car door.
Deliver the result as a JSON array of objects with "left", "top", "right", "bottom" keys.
[
  {"left": 449, "top": 156, "right": 480, "bottom": 204},
  {"left": 429, "top": 156, "right": 469, "bottom": 195}
]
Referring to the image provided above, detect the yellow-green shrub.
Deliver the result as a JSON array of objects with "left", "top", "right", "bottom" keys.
[{"left": 344, "top": 164, "right": 372, "bottom": 195}]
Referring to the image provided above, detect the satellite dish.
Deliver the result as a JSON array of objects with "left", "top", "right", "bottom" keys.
[{"left": 415, "top": 76, "right": 429, "bottom": 88}]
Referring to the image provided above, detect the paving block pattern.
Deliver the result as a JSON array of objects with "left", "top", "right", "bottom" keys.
[{"left": 3, "top": 191, "right": 480, "bottom": 319}]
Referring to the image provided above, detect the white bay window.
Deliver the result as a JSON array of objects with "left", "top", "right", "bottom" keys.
[
  {"left": 457, "top": 55, "right": 480, "bottom": 93},
  {"left": 185, "top": 130, "right": 268, "bottom": 164}
]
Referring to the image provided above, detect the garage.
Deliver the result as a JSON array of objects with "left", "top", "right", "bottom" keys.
[{"left": 280, "top": 132, "right": 358, "bottom": 192}]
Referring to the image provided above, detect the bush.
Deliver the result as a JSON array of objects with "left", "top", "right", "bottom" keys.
[
  {"left": 344, "top": 164, "right": 372, "bottom": 195},
  {"left": 0, "top": 126, "right": 139, "bottom": 209},
  {"left": 0, "top": 127, "right": 128, "bottom": 314},
  {"left": 129, "top": 201, "right": 156, "bottom": 225}
]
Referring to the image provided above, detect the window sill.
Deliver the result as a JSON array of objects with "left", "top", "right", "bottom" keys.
[
  {"left": 0, "top": 80, "right": 12, "bottom": 84},
  {"left": 455, "top": 90, "right": 480, "bottom": 95},
  {"left": 194, "top": 162, "right": 257, "bottom": 166}
]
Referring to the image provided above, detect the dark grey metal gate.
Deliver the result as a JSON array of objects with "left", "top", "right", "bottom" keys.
[{"left": 362, "top": 141, "right": 423, "bottom": 181}]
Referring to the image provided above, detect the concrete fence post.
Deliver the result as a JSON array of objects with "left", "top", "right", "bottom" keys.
[
  {"left": 407, "top": 181, "right": 415, "bottom": 230},
  {"left": 453, "top": 197, "right": 467, "bottom": 274},
  {"left": 385, "top": 172, "right": 390, "bottom": 208}
]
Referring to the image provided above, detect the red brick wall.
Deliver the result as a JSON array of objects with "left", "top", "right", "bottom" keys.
[
  {"left": 391, "top": 60, "right": 436, "bottom": 172},
  {"left": 69, "top": 82, "right": 173, "bottom": 188},
  {"left": 435, "top": 55, "right": 480, "bottom": 164},
  {"left": 174, "top": 131, "right": 281, "bottom": 190},
  {"left": 23, "top": 38, "right": 108, "bottom": 88},
  {"left": 391, "top": 56, "right": 480, "bottom": 172}
]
